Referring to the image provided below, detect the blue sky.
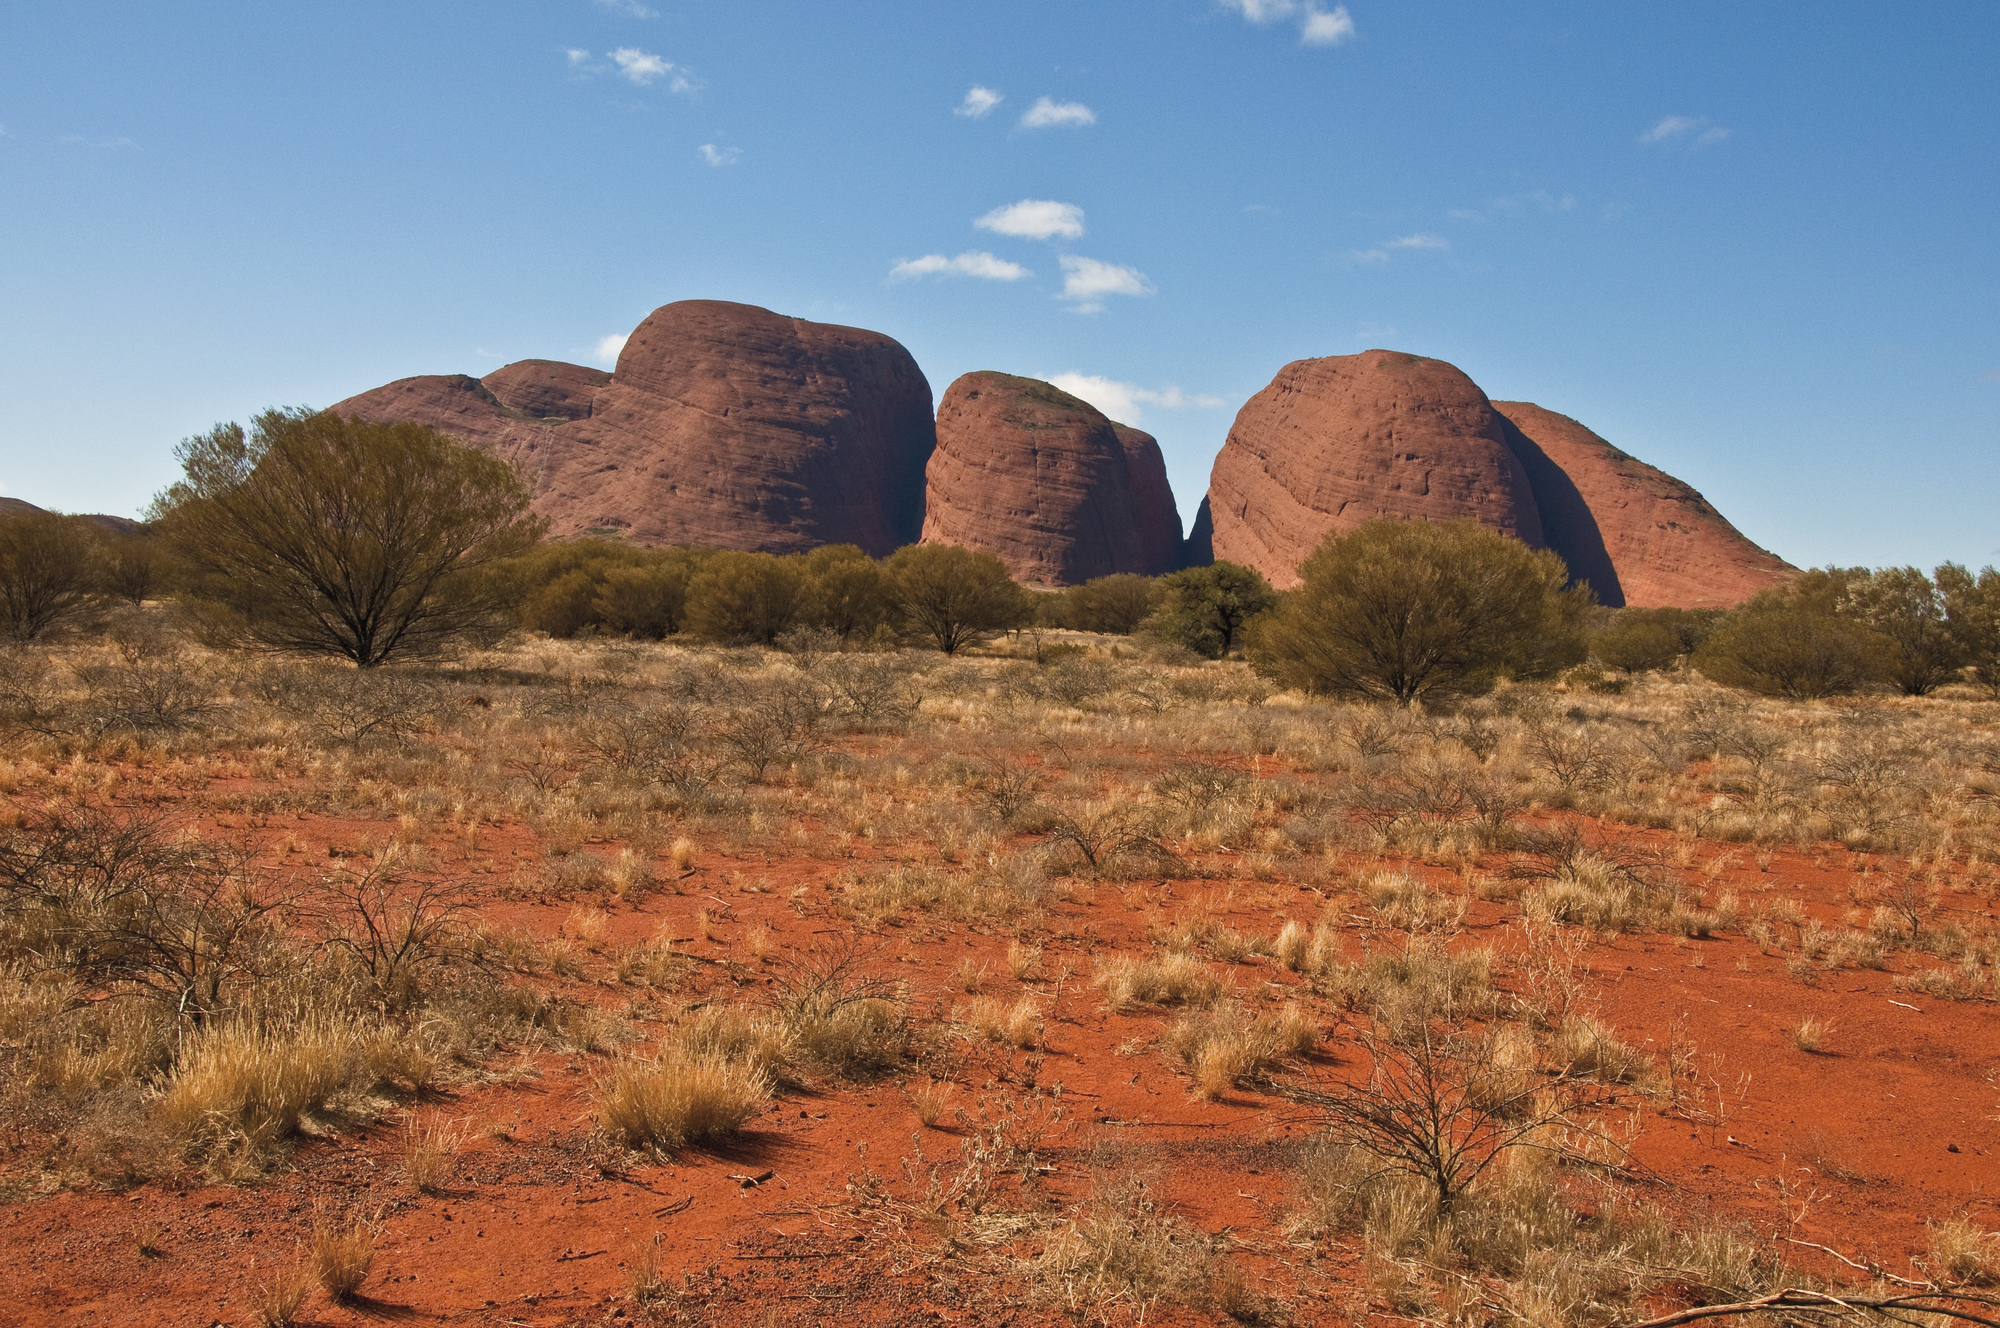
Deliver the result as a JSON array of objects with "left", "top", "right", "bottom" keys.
[{"left": 2, "top": 1, "right": 1995, "bottom": 570}]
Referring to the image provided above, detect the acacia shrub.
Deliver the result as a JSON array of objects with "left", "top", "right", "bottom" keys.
[
  {"left": 0, "top": 508, "right": 105, "bottom": 642},
  {"left": 1695, "top": 570, "right": 1889, "bottom": 699},
  {"left": 888, "top": 544, "right": 1028, "bottom": 654},
  {"left": 1145, "top": 562, "right": 1275, "bottom": 659},
  {"left": 1047, "top": 573, "right": 1160, "bottom": 635},
  {"left": 1590, "top": 606, "right": 1721, "bottom": 674},
  {"left": 1248, "top": 519, "right": 1588, "bottom": 705}
]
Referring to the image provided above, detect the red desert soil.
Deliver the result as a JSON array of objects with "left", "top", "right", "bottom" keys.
[{"left": 3, "top": 696, "right": 1995, "bottom": 1326}]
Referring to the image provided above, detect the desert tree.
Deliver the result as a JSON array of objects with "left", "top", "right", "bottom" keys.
[
  {"left": 151, "top": 409, "right": 543, "bottom": 666},
  {"left": 796, "top": 543, "right": 897, "bottom": 641},
  {"left": 683, "top": 550, "right": 806, "bottom": 644},
  {"left": 1843, "top": 565, "right": 1964, "bottom": 696},
  {"left": 1939, "top": 562, "right": 2000, "bottom": 696},
  {"left": 1051, "top": 572, "right": 1161, "bottom": 635},
  {"left": 1248, "top": 519, "right": 1588, "bottom": 705},
  {"left": 1694, "top": 570, "right": 1889, "bottom": 699},
  {"left": 1146, "top": 561, "right": 1276, "bottom": 659},
  {"left": 0, "top": 507, "right": 105, "bottom": 642},
  {"left": 887, "top": 543, "right": 1029, "bottom": 654},
  {"left": 1590, "top": 606, "right": 1722, "bottom": 674}
]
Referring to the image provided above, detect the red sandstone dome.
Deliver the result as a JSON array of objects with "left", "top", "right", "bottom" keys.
[
  {"left": 1201, "top": 349, "right": 1792, "bottom": 606},
  {"left": 920, "top": 372, "right": 1179, "bottom": 586},
  {"left": 330, "top": 300, "right": 936, "bottom": 557}
]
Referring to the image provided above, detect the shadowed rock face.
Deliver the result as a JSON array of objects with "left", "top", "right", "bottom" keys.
[
  {"left": 921, "top": 372, "right": 1170, "bottom": 586},
  {"left": 1203, "top": 350, "right": 1546, "bottom": 589},
  {"left": 329, "top": 300, "right": 936, "bottom": 556},
  {"left": 1491, "top": 401, "right": 1794, "bottom": 608},
  {"left": 1196, "top": 348, "right": 1792, "bottom": 606},
  {"left": 1111, "top": 424, "right": 1185, "bottom": 575}
]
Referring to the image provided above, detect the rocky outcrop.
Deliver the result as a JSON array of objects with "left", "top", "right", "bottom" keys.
[
  {"left": 921, "top": 373, "right": 1172, "bottom": 585},
  {"left": 1492, "top": 401, "right": 1793, "bottom": 608},
  {"left": 1202, "top": 350, "right": 1545, "bottom": 589},
  {"left": 1111, "top": 424, "right": 1184, "bottom": 574},
  {"left": 1196, "top": 348, "right": 1791, "bottom": 606},
  {"left": 331, "top": 299, "right": 936, "bottom": 557}
]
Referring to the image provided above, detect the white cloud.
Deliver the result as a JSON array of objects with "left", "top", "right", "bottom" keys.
[
  {"left": 595, "top": 0, "right": 657, "bottom": 15},
  {"left": 1388, "top": 232, "right": 1448, "bottom": 250},
  {"left": 954, "top": 86, "right": 1003, "bottom": 118},
  {"left": 1224, "top": 0, "right": 1356, "bottom": 46},
  {"left": 566, "top": 48, "right": 591, "bottom": 66},
  {"left": 976, "top": 199, "right": 1085, "bottom": 241},
  {"left": 1046, "top": 374, "right": 1224, "bottom": 424},
  {"left": 609, "top": 47, "right": 691, "bottom": 91},
  {"left": 1350, "top": 232, "right": 1448, "bottom": 264},
  {"left": 1349, "top": 248, "right": 1389, "bottom": 265},
  {"left": 593, "top": 334, "right": 629, "bottom": 366},
  {"left": 889, "top": 251, "right": 1031, "bottom": 282},
  {"left": 699, "top": 143, "right": 740, "bottom": 166},
  {"left": 1020, "top": 97, "right": 1096, "bottom": 129},
  {"left": 1058, "top": 256, "right": 1155, "bottom": 311},
  {"left": 1300, "top": 5, "right": 1357, "bottom": 44},
  {"left": 1641, "top": 114, "right": 1730, "bottom": 147}
]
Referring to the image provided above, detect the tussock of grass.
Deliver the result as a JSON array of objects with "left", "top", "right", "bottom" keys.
[
  {"left": 597, "top": 1047, "right": 770, "bottom": 1152},
  {"left": 1094, "top": 951, "right": 1225, "bottom": 1011},
  {"left": 158, "top": 1021, "right": 358, "bottom": 1156}
]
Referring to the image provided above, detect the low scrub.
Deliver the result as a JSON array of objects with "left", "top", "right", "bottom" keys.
[
  {"left": 596, "top": 1047, "right": 770, "bottom": 1153},
  {"left": 1094, "top": 951, "right": 1225, "bottom": 1011}
]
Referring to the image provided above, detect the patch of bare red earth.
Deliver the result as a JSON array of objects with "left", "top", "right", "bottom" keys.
[{"left": 3, "top": 768, "right": 1995, "bottom": 1325}]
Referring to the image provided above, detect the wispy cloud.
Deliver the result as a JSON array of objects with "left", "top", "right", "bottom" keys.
[
  {"left": 595, "top": 0, "right": 657, "bottom": 15},
  {"left": 1224, "top": 0, "right": 1356, "bottom": 46},
  {"left": 57, "top": 134, "right": 137, "bottom": 150},
  {"left": 1019, "top": 97, "right": 1096, "bottom": 129},
  {"left": 566, "top": 47, "right": 591, "bottom": 66},
  {"left": 1456, "top": 189, "right": 1577, "bottom": 222},
  {"left": 1983, "top": 368, "right": 2000, "bottom": 383},
  {"left": 1349, "top": 232, "right": 1448, "bottom": 264},
  {"left": 954, "top": 86, "right": 1003, "bottom": 118},
  {"left": 593, "top": 334, "right": 629, "bottom": 366},
  {"left": 889, "top": 251, "right": 1031, "bottom": 282},
  {"left": 1046, "top": 373, "right": 1223, "bottom": 425},
  {"left": 1640, "top": 114, "right": 1731, "bottom": 147},
  {"left": 608, "top": 47, "right": 693, "bottom": 91},
  {"left": 976, "top": 199, "right": 1085, "bottom": 241},
  {"left": 1059, "top": 256, "right": 1155, "bottom": 312},
  {"left": 698, "top": 144, "right": 740, "bottom": 167}
]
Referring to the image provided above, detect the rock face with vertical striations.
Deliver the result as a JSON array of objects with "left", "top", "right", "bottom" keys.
[
  {"left": 920, "top": 372, "right": 1178, "bottom": 585},
  {"left": 1202, "top": 350, "right": 1546, "bottom": 589},
  {"left": 1111, "top": 424, "right": 1185, "bottom": 574},
  {"left": 329, "top": 300, "right": 937, "bottom": 556},
  {"left": 1196, "top": 348, "right": 1793, "bottom": 606},
  {"left": 1491, "top": 401, "right": 1793, "bottom": 608}
]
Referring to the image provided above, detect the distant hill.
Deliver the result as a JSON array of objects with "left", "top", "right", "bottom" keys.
[{"left": 0, "top": 496, "right": 147, "bottom": 537}]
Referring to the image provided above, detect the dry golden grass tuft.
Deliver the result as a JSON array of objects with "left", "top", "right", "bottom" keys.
[
  {"left": 1792, "top": 1015, "right": 1834, "bottom": 1054},
  {"left": 597, "top": 1047, "right": 771, "bottom": 1152},
  {"left": 251, "top": 1256, "right": 315, "bottom": 1327},
  {"left": 910, "top": 1079, "right": 955, "bottom": 1128},
  {"left": 1930, "top": 1216, "right": 2000, "bottom": 1286},
  {"left": 310, "top": 1212, "right": 377, "bottom": 1303},
  {"left": 1162, "top": 1002, "right": 1317, "bottom": 1099},
  {"left": 401, "top": 1114, "right": 467, "bottom": 1195},
  {"left": 158, "top": 1021, "right": 358, "bottom": 1160},
  {"left": 1094, "top": 951, "right": 1225, "bottom": 1011}
]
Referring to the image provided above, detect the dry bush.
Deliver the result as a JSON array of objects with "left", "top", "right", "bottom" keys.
[
  {"left": 840, "top": 855, "right": 1048, "bottom": 924},
  {"left": 1094, "top": 951, "right": 1225, "bottom": 1011},
  {"left": 1930, "top": 1216, "right": 1999, "bottom": 1286},
  {"left": 1274, "top": 919, "right": 1310, "bottom": 972},
  {"left": 1161, "top": 1001, "right": 1316, "bottom": 1099},
  {"left": 1322, "top": 935, "right": 1497, "bottom": 1033},
  {"left": 402, "top": 1114, "right": 467, "bottom": 1194},
  {"left": 1042, "top": 803, "right": 1173, "bottom": 878},
  {"left": 1035, "top": 1172, "right": 1259, "bottom": 1321},
  {"left": 1364, "top": 870, "right": 1467, "bottom": 933},
  {"left": 768, "top": 943, "right": 910, "bottom": 1079},
  {"left": 910, "top": 1080, "right": 954, "bottom": 1128},
  {"left": 1791, "top": 1015, "right": 1834, "bottom": 1053},
  {"left": 597, "top": 1047, "right": 770, "bottom": 1153},
  {"left": 958, "top": 995, "right": 1041, "bottom": 1049},
  {"left": 1551, "top": 1015, "right": 1654, "bottom": 1086},
  {"left": 157, "top": 1020, "right": 359, "bottom": 1160},
  {"left": 674, "top": 1005, "right": 793, "bottom": 1085},
  {"left": 310, "top": 1212, "right": 377, "bottom": 1302},
  {"left": 251, "top": 1257, "right": 315, "bottom": 1327}
]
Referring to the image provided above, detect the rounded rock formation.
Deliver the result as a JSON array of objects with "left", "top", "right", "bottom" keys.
[
  {"left": 921, "top": 373, "right": 1173, "bottom": 585},
  {"left": 330, "top": 299, "right": 936, "bottom": 557},
  {"left": 1203, "top": 350, "right": 1546, "bottom": 588},
  {"left": 1492, "top": 401, "right": 1793, "bottom": 608}
]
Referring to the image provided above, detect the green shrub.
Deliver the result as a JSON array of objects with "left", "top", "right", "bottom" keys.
[
  {"left": 1146, "top": 561, "right": 1274, "bottom": 659},
  {"left": 1248, "top": 519, "right": 1588, "bottom": 705},
  {"left": 1695, "top": 571, "right": 1888, "bottom": 698}
]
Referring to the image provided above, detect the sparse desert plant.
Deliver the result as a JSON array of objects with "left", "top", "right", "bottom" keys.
[
  {"left": 1043, "top": 803, "right": 1171, "bottom": 876},
  {"left": 1274, "top": 918, "right": 1310, "bottom": 972},
  {"left": 252, "top": 1256, "right": 315, "bottom": 1327},
  {"left": 1929, "top": 1216, "right": 1999, "bottom": 1286},
  {"left": 629, "top": 1232, "right": 669, "bottom": 1304},
  {"left": 768, "top": 942, "right": 909, "bottom": 1078},
  {"left": 158, "top": 1020, "right": 358, "bottom": 1159},
  {"left": 1791, "top": 1015, "right": 1834, "bottom": 1053},
  {"left": 911, "top": 1079, "right": 955, "bottom": 1128},
  {"left": 1006, "top": 940, "right": 1044, "bottom": 981},
  {"left": 1162, "top": 1001, "right": 1316, "bottom": 1098},
  {"left": 402, "top": 1114, "right": 467, "bottom": 1194},
  {"left": 597, "top": 1047, "right": 770, "bottom": 1153},
  {"left": 310, "top": 1212, "right": 378, "bottom": 1302},
  {"left": 1094, "top": 951, "right": 1225, "bottom": 1011}
]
